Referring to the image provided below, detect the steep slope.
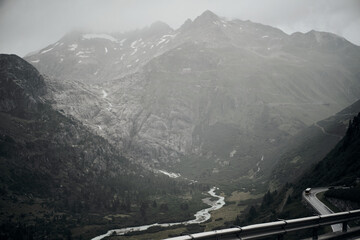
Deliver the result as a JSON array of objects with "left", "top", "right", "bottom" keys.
[
  {"left": 231, "top": 111, "right": 360, "bottom": 239},
  {"left": 0, "top": 54, "right": 204, "bottom": 239},
  {"left": 270, "top": 100, "right": 360, "bottom": 188},
  {"left": 24, "top": 11, "right": 360, "bottom": 186},
  {"left": 299, "top": 112, "right": 360, "bottom": 188}
]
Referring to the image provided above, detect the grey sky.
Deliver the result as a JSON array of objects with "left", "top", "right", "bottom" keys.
[{"left": 1, "top": 0, "right": 359, "bottom": 57}]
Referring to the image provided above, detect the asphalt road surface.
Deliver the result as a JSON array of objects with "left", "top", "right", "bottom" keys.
[{"left": 303, "top": 187, "right": 342, "bottom": 232}]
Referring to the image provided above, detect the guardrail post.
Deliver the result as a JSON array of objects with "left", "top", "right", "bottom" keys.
[
  {"left": 312, "top": 227, "right": 318, "bottom": 240},
  {"left": 342, "top": 221, "right": 348, "bottom": 232}
]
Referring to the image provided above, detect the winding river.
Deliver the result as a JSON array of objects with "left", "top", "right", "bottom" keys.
[{"left": 92, "top": 187, "right": 225, "bottom": 240}]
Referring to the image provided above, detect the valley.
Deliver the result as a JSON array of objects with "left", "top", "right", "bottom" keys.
[{"left": 1, "top": 8, "right": 360, "bottom": 240}]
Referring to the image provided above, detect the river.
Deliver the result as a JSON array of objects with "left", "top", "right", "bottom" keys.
[{"left": 92, "top": 187, "right": 225, "bottom": 240}]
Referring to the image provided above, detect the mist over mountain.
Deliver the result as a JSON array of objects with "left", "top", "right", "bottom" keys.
[
  {"left": 24, "top": 11, "right": 360, "bottom": 184},
  {"left": 270, "top": 99, "right": 360, "bottom": 188},
  {"left": 1, "top": 9, "right": 360, "bottom": 239}
]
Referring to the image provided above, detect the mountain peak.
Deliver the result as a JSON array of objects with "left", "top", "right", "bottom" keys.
[
  {"left": 193, "top": 10, "right": 220, "bottom": 25},
  {"left": 146, "top": 21, "right": 173, "bottom": 36},
  {"left": 149, "top": 21, "right": 172, "bottom": 32},
  {"left": 200, "top": 10, "right": 219, "bottom": 19}
]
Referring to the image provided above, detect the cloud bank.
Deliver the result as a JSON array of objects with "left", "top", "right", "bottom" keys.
[{"left": 0, "top": 0, "right": 359, "bottom": 56}]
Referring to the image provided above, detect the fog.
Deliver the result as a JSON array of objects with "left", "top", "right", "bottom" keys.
[{"left": 0, "top": 0, "right": 360, "bottom": 56}]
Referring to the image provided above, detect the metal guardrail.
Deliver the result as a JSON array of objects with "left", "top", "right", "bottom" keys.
[{"left": 164, "top": 209, "right": 360, "bottom": 240}]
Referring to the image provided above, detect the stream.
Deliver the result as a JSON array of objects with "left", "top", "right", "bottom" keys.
[{"left": 92, "top": 187, "right": 225, "bottom": 240}]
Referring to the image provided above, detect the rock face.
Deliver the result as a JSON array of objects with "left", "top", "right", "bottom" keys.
[
  {"left": 0, "top": 54, "right": 180, "bottom": 217},
  {"left": 25, "top": 10, "right": 360, "bottom": 179},
  {"left": 0, "top": 55, "right": 47, "bottom": 113}
]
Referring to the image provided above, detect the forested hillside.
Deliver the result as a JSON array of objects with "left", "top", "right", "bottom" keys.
[{"left": 0, "top": 54, "right": 206, "bottom": 239}]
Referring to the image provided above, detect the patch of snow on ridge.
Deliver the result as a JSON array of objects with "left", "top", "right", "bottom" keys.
[
  {"left": 82, "top": 33, "right": 118, "bottom": 42},
  {"left": 119, "top": 39, "right": 126, "bottom": 46},
  {"left": 130, "top": 48, "right": 137, "bottom": 55},
  {"left": 229, "top": 149, "right": 236, "bottom": 158},
  {"left": 157, "top": 38, "right": 167, "bottom": 46},
  {"left": 162, "top": 34, "right": 178, "bottom": 38},
  {"left": 30, "top": 60, "right": 40, "bottom": 63},
  {"left": 102, "top": 90, "right": 108, "bottom": 98},
  {"left": 68, "top": 44, "right": 78, "bottom": 51},
  {"left": 41, "top": 47, "right": 54, "bottom": 54},
  {"left": 159, "top": 170, "right": 181, "bottom": 178},
  {"left": 131, "top": 39, "right": 139, "bottom": 48}
]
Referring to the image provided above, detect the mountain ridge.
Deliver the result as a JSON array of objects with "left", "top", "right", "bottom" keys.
[{"left": 23, "top": 10, "right": 360, "bottom": 187}]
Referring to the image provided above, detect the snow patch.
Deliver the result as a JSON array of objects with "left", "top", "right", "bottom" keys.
[
  {"left": 120, "top": 54, "right": 125, "bottom": 60},
  {"left": 229, "top": 149, "right": 237, "bottom": 158},
  {"left": 30, "top": 60, "right": 40, "bottom": 63},
  {"left": 68, "top": 44, "right": 78, "bottom": 51},
  {"left": 126, "top": 64, "right": 132, "bottom": 68},
  {"left": 105, "top": 47, "right": 108, "bottom": 53},
  {"left": 162, "top": 34, "right": 177, "bottom": 38},
  {"left": 156, "top": 38, "right": 167, "bottom": 46},
  {"left": 102, "top": 90, "right": 108, "bottom": 98},
  {"left": 82, "top": 33, "right": 118, "bottom": 42},
  {"left": 41, "top": 47, "right": 54, "bottom": 54},
  {"left": 94, "top": 70, "right": 99, "bottom": 75},
  {"left": 131, "top": 39, "right": 139, "bottom": 48},
  {"left": 135, "top": 59, "right": 139, "bottom": 63},
  {"left": 119, "top": 39, "right": 126, "bottom": 46},
  {"left": 76, "top": 51, "right": 89, "bottom": 58},
  {"left": 262, "top": 35, "right": 269, "bottom": 38},
  {"left": 159, "top": 170, "right": 181, "bottom": 178},
  {"left": 98, "top": 125, "right": 102, "bottom": 130},
  {"left": 130, "top": 48, "right": 137, "bottom": 55}
]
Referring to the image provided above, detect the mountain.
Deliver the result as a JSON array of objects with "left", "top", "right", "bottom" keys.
[
  {"left": 24, "top": 10, "right": 360, "bottom": 187},
  {"left": 232, "top": 111, "right": 360, "bottom": 239},
  {"left": 299, "top": 112, "right": 360, "bottom": 188},
  {"left": 270, "top": 99, "right": 360, "bottom": 188},
  {"left": 0, "top": 54, "right": 204, "bottom": 239}
]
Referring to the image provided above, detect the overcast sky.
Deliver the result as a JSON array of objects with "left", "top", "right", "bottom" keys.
[{"left": 1, "top": 0, "right": 360, "bottom": 57}]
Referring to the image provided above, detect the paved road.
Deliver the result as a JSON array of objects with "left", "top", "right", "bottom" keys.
[{"left": 303, "top": 187, "right": 342, "bottom": 232}]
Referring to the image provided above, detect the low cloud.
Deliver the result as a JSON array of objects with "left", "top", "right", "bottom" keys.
[{"left": 0, "top": 0, "right": 359, "bottom": 56}]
